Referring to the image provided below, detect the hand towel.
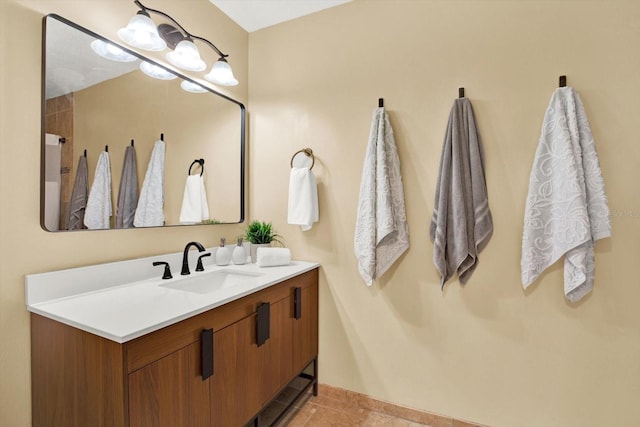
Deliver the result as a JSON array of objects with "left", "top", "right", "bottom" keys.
[
  {"left": 430, "top": 97, "right": 493, "bottom": 288},
  {"left": 354, "top": 107, "right": 409, "bottom": 286},
  {"left": 179, "top": 174, "right": 210, "bottom": 224},
  {"left": 84, "top": 151, "right": 112, "bottom": 229},
  {"left": 256, "top": 247, "right": 292, "bottom": 267},
  {"left": 116, "top": 145, "right": 138, "bottom": 228},
  {"left": 288, "top": 167, "right": 318, "bottom": 231},
  {"left": 134, "top": 140, "right": 165, "bottom": 227},
  {"left": 521, "top": 86, "right": 611, "bottom": 302},
  {"left": 66, "top": 154, "right": 88, "bottom": 230},
  {"left": 44, "top": 134, "right": 62, "bottom": 231}
]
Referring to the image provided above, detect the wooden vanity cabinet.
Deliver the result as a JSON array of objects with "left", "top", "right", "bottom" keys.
[{"left": 31, "top": 268, "right": 319, "bottom": 427}]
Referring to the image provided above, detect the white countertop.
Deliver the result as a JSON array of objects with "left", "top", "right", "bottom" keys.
[{"left": 26, "top": 254, "right": 319, "bottom": 344}]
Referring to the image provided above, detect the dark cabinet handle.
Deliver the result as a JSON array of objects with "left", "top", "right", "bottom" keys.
[
  {"left": 152, "top": 261, "right": 173, "bottom": 279},
  {"left": 196, "top": 253, "right": 211, "bottom": 271},
  {"left": 294, "top": 287, "right": 302, "bottom": 320},
  {"left": 256, "top": 302, "right": 270, "bottom": 347},
  {"left": 201, "top": 329, "right": 213, "bottom": 380}
]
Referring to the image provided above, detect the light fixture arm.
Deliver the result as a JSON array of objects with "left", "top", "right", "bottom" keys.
[
  {"left": 133, "top": 0, "right": 228, "bottom": 58},
  {"left": 190, "top": 35, "right": 228, "bottom": 59}
]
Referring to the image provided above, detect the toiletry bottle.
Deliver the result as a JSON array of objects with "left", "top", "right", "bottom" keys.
[
  {"left": 215, "top": 237, "right": 231, "bottom": 266},
  {"left": 232, "top": 237, "right": 247, "bottom": 265}
]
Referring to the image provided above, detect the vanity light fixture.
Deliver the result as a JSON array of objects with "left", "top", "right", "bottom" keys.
[
  {"left": 139, "top": 61, "right": 177, "bottom": 80},
  {"left": 180, "top": 80, "right": 208, "bottom": 93},
  {"left": 90, "top": 40, "right": 137, "bottom": 62},
  {"left": 118, "top": 0, "right": 238, "bottom": 86}
]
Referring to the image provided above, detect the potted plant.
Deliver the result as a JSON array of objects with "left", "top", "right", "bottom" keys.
[{"left": 244, "top": 220, "right": 282, "bottom": 262}]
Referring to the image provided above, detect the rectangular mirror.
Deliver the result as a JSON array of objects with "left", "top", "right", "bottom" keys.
[{"left": 42, "top": 14, "right": 245, "bottom": 231}]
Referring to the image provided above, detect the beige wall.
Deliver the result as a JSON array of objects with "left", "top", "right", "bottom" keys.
[
  {"left": 3, "top": 0, "right": 640, "bottom": 426},
  {"left": 249, "top": 1, "right": 640, "bottom": 427},
  {"left": 0, "top": 1, "right": 247, "bottom": 425}
]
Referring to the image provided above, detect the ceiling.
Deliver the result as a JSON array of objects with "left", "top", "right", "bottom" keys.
[{"left": 209, "top": 0, "right": 352, "bottom": 32}]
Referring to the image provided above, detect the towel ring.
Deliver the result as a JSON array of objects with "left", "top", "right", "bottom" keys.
[
  {"left": 290, "top": 148, "right": 315, "bottom": 170},
  {"left": 188, "top": 159, "right": 205, "bottom": 176}
]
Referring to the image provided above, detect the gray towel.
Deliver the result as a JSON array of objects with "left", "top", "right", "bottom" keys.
[
  {"left": 116, "top": 145, "right": 138, "bottom": 228},
  {"left": 430, "top": 98, "right": 493, "bottom": 288},
  {"left": 67, "top": 155, "right": 88, "bottom": 230}
]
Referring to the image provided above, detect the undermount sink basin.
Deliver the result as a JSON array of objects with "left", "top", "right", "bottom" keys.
[{"left": 159, "top": 269, "right": 263, "bottom": 294}]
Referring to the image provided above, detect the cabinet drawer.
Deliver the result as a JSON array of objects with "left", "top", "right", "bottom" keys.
[{"left": 125, "top": 269, "right": 318, "bottom": 373}]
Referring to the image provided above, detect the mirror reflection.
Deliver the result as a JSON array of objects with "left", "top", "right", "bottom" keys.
[{"left": 42, "top": 14, "right": 245, "bottom": 231}]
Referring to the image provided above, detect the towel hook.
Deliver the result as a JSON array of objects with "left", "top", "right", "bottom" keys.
[
  {"left": 188, "top": 158, "right": 205, "bottom": 176},
  {"left": 378, "top": 98, "right": 384, "bottom": 107},
  {"left": 559, "top": 75, "right": 567, "bottom": 87},
  {"left": 459, "top": 87, "right": 465, "bottom": 98},
  {"left": 290, "top": 148, "right": 315, "bottom": 170}
]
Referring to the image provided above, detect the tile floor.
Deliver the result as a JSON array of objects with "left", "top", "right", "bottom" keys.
[{"left": 257, "top": 380, "right": 483, "bottom": 427}]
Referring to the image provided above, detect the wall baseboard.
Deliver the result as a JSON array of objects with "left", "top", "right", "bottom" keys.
[{"left": 315, "top": 384, "right": 487, "bottom": 427}]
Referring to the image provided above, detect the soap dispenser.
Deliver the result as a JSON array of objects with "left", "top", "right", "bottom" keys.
[
  {"left": 215, "top": 237, "right": 231, "bottom": 266},
  {"left": 232, "top": 237, "right": 247, "bottom": 265}
]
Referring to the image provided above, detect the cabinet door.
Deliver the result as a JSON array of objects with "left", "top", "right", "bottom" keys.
[
  {"left": 211, "top": 314, "right": 262, "bottom": 427},
  {"left": 129, "top": 341, "right": 210, "bottom": 427},
  {"left": 293, "top": 281, "right": 319, "bottom": 372},
  {"left": 260, "top": 296, "right": 294, "bottom": 403}
]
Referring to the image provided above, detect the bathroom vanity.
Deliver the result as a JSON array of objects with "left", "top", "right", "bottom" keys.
[{"left": 27, "top": 256, "right": 319, "bottom": 427}]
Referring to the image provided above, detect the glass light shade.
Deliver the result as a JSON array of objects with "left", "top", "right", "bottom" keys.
[
  {"left": 139, "top": 61, "right": 177, "bottom": 80},
  {"left": 166, "top": 40, "right": 206, "bottom": 72},
  {"left": 90, "top": 40, "right": 137, "bottom": 62},
  {"left": 180, "top": 80, "right": 208, "bottom": 93},
  {"left": 117, "top": 13, "right": 167, "bottom": 51},
  {"left": 204, "top": 58, "right": 238, "bottom": 86}
]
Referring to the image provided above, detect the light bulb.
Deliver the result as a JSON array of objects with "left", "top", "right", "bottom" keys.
[
  {"left": 180, "top": 80, "right": 208, "bottom": 93},
  {"left": 90, "top": 40, "right": 137, "bottom": 62},
  {"left": 204, "top": 58, "right": 238, "bottom": 86},
  {"left": 139, "top": 61, "right": 177, "bottom": 80},
  {"left": 167, "top": 40, "right": 206, "bottom": 72},
  {"left": 118, "top": 13, "right": 167, "bottom": 51}
]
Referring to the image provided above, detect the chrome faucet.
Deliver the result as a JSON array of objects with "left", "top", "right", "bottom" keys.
[{"left": 181, "top": 241, "right": 207, "bottom": 275}]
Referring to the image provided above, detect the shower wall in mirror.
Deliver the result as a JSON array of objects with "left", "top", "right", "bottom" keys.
[{"left": 42, "top": 14, "right": 245, "bottom": 232}]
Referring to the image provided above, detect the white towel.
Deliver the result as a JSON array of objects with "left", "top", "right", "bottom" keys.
[
  {"left": 521, "top": 86, "right": 611, "bottom": 302},
  {"left": 179, "top": 174, "right": 210, "bottom": 224},
  {"left": 256, "top": 247, "right": 292, "bottom": 267},
  {"left": 84, "top": 151, "right": 112, "bottom": 229},
  {"left": 134, "top": 140, "right": 165, "bottom": 227},
  {"left": 288, "top": 167, "right": 318, "bottom": 231},
  {"left": 354, "top": 107, "right": 409, "bottom": 286},
  {"left": 44, "top": 134, "right": 62, "bottom": 231}
]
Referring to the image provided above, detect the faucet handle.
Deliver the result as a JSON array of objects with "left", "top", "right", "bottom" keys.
[
  {"left": 152, "top": 261, "right": 173, "bottom": 279},
  {"left": 196, "top": 253, "right": 212, "bottom": 272}
]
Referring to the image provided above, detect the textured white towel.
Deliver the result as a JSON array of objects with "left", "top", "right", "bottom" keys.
[
  {"left": 521, "top": 86, "right": 611, "bottom": 302},
  {"left": 354, "top": 107, "right": 409, "bottom": 286},
  {"left": 84, "top": 151, "right": 112, "bottom": 229},
  {"left": 256, "top": 247, "right": 292, "bottom": 267},
  {"left": 288, "top": 167, "right": 318, "bottom": 231},
  {"left": 134, "top": 140, "right": 165, "bottom": 227},
  {"left": 44, "top": 133, "right": 62, "bottom": 231},
  {"left": 179, "top": 174, "right": 210, "bottom": 224}
]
